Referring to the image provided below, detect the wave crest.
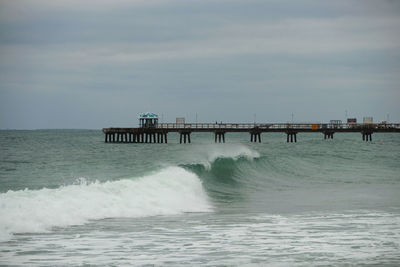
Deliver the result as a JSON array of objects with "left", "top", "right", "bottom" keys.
[{"left": 184, "top": 144, "right": 260, "bottom": 170}]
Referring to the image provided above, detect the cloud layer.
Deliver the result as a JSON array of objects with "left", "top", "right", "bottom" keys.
[{"left": 0, "top": 0, "right": 399, "bottom": 128}]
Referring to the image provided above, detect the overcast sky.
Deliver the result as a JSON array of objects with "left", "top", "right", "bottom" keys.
[{"left": 0, "top": 0, "right": 399, "bottom": 129}]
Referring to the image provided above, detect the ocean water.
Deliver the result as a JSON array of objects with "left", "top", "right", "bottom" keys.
[{"left": 0, "top": 130, "right": 399, "bottom": 265}]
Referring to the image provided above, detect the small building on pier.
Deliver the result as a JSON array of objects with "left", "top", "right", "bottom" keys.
[{"left": 139, "top": 112, "right": 158, "bottom": 128}]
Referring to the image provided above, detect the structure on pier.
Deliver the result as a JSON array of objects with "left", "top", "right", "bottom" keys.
[
  {"left": 103, "top": 119, "right": 400, "bottom": 144},
  {"left": 139, "top": 112, "right": 158, "bottom": 128}
]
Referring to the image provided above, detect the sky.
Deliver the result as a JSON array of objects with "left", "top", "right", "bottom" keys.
[{"left": 0, "top": 0, "right": 399, "bottom": 129}]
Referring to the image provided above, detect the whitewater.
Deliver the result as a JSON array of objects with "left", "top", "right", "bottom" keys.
[
  {"left": 0, "top": 167, "right": 212, "bottom": 242},
  {"left": 0, "top": 130, "right": 399, "bottom": 265}
]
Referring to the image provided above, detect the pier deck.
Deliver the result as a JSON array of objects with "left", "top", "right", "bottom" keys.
[{"left": 102, "top": 123, "right": 400, "bottom": 143}]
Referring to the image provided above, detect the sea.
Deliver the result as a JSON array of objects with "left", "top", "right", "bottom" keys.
[{"left": 0, "top": 130, "right": 399, "bottom": 266}]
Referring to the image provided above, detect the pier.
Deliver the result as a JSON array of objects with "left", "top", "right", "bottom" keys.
[{"left": 102, "top": 122, "right": 400, "bottom": 143}]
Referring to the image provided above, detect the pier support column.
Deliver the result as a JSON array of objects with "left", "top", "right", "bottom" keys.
[
  {"left": 250, "top": 132, "right": 261, "bottom": 142},
  {"left": 164, "top": 133, "right": 168, "bottom": 144},
  {"left": 215, "top": 132, "right": 226, "bottom": 143},
  {"left": 250, "top": 128, "right": 261, "bottom": 143},
  {"left": 324, "top": 131, "right": 334, "bottom": 139},
  {"left": 362, "top": 131, "right": 373, "bottom": 142},
  {"left": 179, "top": 131, "right": 191, "bottom": 144},
  {"left": 286, "top": 132, "right": 297, "bottom": 143},
  {"left": 105, "top": 133, "right": 108, "bottom": 143}
]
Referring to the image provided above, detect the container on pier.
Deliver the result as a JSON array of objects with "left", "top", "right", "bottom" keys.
[
  {"left": 176, "top": 117, "right": 185, "bottom": 128},
  {"left": 347, "top": 118, "right": 357, "bottom": 128},
  {"left": 329, "top": 120, "right": 342, "bottom": 129},
  {"left": 363, "top": 117, "right": 373, "bottom": 124}
]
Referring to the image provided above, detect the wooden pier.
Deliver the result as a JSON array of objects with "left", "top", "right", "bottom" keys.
[{"left": 102, "top": 122, "right": 400, "bottom": 143}]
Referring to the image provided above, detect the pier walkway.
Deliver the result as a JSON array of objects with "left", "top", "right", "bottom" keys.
[{"left": 102, "top": 122, "right": 400, "bottom": 143}]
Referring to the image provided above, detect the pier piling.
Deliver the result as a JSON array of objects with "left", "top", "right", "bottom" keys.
[
  {"left": 286, "top": 132, "right": 297, "bottom": 143},
  {"left": 215, "top": 131, "right": 226, "bottom": 143},
  {"left": 179, "top": 131, "right": 191, "bottom": 144},
  {"left": 324, "top": 131, "right": 334, "bottom": 139},
  {"left": 250, "top": 129, "right": 261, "bottom": 143},
  {"left": 362, "top": 131, "right": 373, "bottom": 142}
]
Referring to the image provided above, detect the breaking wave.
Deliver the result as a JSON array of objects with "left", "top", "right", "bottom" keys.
[{"left": 0, "top": 167, "right": 211, "bottom": 242}]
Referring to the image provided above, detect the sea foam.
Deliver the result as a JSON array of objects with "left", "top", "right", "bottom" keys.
[{"left": 0, "top": 167, "right": 212, "bottom": 242}]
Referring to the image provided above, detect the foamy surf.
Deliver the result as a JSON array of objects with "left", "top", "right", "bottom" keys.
[{"left": 0, "top": 167, "right": 212, "bottom": 242}]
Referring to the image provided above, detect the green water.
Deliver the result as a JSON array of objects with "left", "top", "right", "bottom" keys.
[{"left": 0, "top": 130, "right": 399, "bottom": 265}]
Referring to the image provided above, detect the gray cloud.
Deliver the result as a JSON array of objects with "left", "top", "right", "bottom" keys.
[{"left": 0, "top": 0, "right": 399, "bottom": 129}]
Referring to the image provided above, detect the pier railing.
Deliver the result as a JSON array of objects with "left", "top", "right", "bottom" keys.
[{"left": 157, "top": 123, "right": 400, "bottom": 130}]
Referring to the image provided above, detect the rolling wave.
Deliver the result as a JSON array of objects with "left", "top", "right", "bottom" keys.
[
  {"left": 0, "top": 167, "right": 212, "bottom": 242},
  {"left": 180, "top": 148, "right": 264, "bottom": 203}
]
